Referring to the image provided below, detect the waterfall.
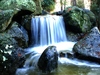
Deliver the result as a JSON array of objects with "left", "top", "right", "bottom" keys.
[
  {"left": 29, "top": 15, "right": 76, "bottom": 54},
  {"left": 31, "top": 15, "right": 67, "bottom": 46},
  {"left": 16, "top": 15, "right": 100, "bottom": 75}
]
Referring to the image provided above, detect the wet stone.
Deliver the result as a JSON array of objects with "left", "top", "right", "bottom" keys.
[
  {"left": 73, "top": 27, "right": 100, "bottom": 63},
  {"left": 38, "top": 46, "right": 58, "bottom": 73},
  {"left": 59, "top": 51, "right": 74, "bottom": 59}
]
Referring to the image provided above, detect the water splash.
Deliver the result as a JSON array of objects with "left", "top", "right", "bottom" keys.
[{"left": 16, "top": 15, "right": 100, "bottom": 75}]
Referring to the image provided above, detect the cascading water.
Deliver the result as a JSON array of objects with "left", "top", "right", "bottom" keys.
[
  {"left": 29, "top": 15, "right": 76, "bottom": 53},
  {"left": 31, "top": 15, "right": 67, "bottom": 46},
  {"left": 16, "top": 15, "right": 100, "bottom": 75}
]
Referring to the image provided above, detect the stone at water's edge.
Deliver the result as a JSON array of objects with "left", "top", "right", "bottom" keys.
[
  {"left": 0, "top": 0, "right": 42, "bottom": 75},
  {"left": 63, "top": 6, "right": 96, "bottom": 33},
  {"left": 0, "top": 22, "right": 28, "bottom": 75},
  {"left": 0, "top": 48, "right": 25, "bottom": 75},
  {"left": 73, "top": 27, "right": 100, "bottom": 63},
  {"left": 38, "top": 46, "right": 58, "bottom": 73},
  {"left": 0, "top": 22, "right": 28, "bottom": 48}
]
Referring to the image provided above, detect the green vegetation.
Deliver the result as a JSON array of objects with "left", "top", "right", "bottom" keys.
[
  {"left": 91, "top": 0, "right": 100, "bottom": 28},
  {"left": 76, "top": 0, "right": 84, "bottom": 8},
  {"left": 41, "top": 0, "right": 55, "bottom": 12},
  {"left": 63, "top": 6, "right": 96, "bottom": 33}
]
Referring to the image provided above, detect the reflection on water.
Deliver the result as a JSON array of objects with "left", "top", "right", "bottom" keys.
[
  {"left": 16, "top": 15, "right": 100, "bottom": 75},
  {"left": 57, "top": 65, "right": 100, "bottom": 75},
  {"left": 57, "top": 65, "right": 90, "bottom": 75},
  {"left": 16, "top": 55, "right": 100, "bottom": 75},
  {"left": 16, "top": 63, "right": 100, "bottom": 75},
  {"left": 16, "top": 43, "right": 100, "bottom": 75}
]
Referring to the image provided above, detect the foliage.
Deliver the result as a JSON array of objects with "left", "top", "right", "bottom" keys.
[
  {"left": 76, "top": 0, "right": 84, "bottom": 8},
  {"left": 91, "top": 0, "right": 100, "bottom": 27},
  {"left": 41, "top": 0, "right": 55, "bottom": 12}
]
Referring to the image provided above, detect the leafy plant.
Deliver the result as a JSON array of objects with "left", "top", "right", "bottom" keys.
[{"left": 41, "top": 0, "right": 55, "bottom": 12}]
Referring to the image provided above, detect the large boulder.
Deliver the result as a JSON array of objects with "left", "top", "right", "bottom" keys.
[
  {"left": 73, "top": 27, "right": 100, "bottom": 63},
  {"left": 0, "top": 0, "right": 42, "bottom": 75},
  {"left": 0, "top": 0, "right": 42, "bottom": 14},
  {"left": 0, "top": 22, "right": 28, "bottom": 75},
  {"left": 0, "top": 0, "right": 36, "bottom": 12},
  {"left": 0, "top": 0, "right": 42, "bottom": 32},
  {"left": 38, "top": 46, "right": 58, "bottom": 73},
  {"left": 0, "top": 22, "right": 28, "bottom": 48},
  {"left": 63, "top": 6, "right": 96, "bottom": 33},
  {"left": 0, "top": 47, "right": 25, "bottom": 75}
]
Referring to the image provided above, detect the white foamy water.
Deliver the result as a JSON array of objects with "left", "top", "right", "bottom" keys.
[
  {"left": 26, "top": 41, "right": 76, "bottom": 54},
  {"left": 31, "top": 15, "right": 67, "bottom": 46},
  {"left": 58, "top": 57, "right": 100, "bottom": 67},
  {"left": 16, "top": 15, "right": 100, "bottom": 75}
]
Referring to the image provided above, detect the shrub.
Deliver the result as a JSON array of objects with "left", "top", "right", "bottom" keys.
[{"left": 41, "top": 0, "right": 55, "bottom": 12}]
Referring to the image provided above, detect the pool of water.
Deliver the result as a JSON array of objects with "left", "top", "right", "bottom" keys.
[
  {"left": 16, "top": 63, "right": 100, "bottom": 75},
  {"left": 16, "top": 41, "right": 100, "bottom": 75},
  {"left": 56, "top": 64, "right": 100, "bottom": 75},
  {"left": 16, "top": 56, "right": 100, "bottom": 75}
]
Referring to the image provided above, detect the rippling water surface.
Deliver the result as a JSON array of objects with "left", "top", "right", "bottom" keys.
[{"left": 16, "top": 15, "right": 100, "bottom": 75}]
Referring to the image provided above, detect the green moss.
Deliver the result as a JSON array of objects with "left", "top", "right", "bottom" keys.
[
  {"left": 63, "top": 6, "right": 96, "bottom": 33},
  {"left": 0, "top": 10, "right": 16, "bottom": 32},
  {"left": 0, "top": 0, "right": 36, "bottom": 12}
]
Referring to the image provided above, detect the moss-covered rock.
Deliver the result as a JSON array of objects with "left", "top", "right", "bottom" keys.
[
  {"left": 0, "top": 0, "right": 36, "bottom": 12},
  {"left": 0, "top": 0, "right": 42, "bottom": 32},
  {"left": 34, "top": 0, "right": 42, "bottom": 14},
  {"left": 63, "top": 6, "right": 96, "bottom": 33},
  {"left": 0, "top": 0, "right": 42, "bottom": 74},
  {"left": 0, "top": 9, "right": 18, "bottom": 32}
]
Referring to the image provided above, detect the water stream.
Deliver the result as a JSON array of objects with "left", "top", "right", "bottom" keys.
[{"left": 16, "top": 15, "right": 100, "bottom": 75}]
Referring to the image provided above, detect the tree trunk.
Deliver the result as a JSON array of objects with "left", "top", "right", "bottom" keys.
[
  {"left": 71, "top": 0, "right": 76, "bottom": 6},
  {"left": 60, "top": 0, "right": 63, "bottom": 10},
  {"left": 64, "top": 0, "right": 67, "bottom": 10}
]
